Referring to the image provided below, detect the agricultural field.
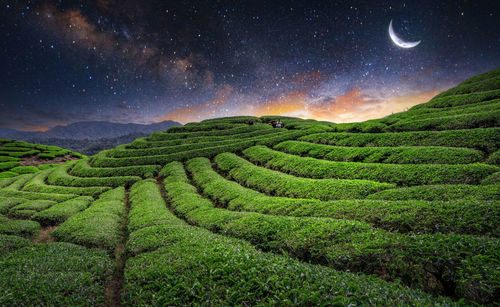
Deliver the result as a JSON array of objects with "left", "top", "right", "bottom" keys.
[
  {"left": 0, "top": 139, "right": 85, "bottom": 178},
  {"left": 0, "top": 69, "right": 499, "bottom": 305}
]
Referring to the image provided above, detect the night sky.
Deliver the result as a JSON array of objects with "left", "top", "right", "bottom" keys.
[{"left": 1, "top": 0, "right": 499, "bottom": 131}]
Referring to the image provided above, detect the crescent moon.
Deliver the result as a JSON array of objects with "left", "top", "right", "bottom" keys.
[{"left": 388, "top": 19, "right": 421, "bottom": 48}]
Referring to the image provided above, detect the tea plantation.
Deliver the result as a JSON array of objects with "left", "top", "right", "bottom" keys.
[
  {"left": 0, "top": 139, "right": 85, "bottom": 178},
  {"left": 0, "top": 68, "right": 498, "bottom": 306}
]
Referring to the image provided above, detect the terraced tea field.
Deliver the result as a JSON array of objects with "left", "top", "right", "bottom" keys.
[
  {"left": 0, "top": 69, "right": 499, "bottom": 305},
  {"left": 0, "top": 139, "right": 84, "bottom": 178}
]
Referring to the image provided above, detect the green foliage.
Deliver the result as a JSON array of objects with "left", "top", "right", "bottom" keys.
[
  {"left": 52, "top": 187, "right": 125, "bottom": 250},
  {"left": 0, "top": 161, "right": 20, "bottom": 171},
  {"left": 0, "top": 197, "right": 26, "bottom": 214},
  {"left": 164, "top": 161, "right": 500, "bottom": 303},
  {"left": 48, "top": 164, "right": 140, "bottom": 187},
  {"left": 0, "top": 242, "right": 112, "bottom": 306},
  {"left": 10, "top": 165, "right": 39, "bottom": 174},
  {"left": 32, "top": 196, "right": 93, "bottom": 225},
  {"left": 0, "top": 216, "right": 40, "bottom": 237},
  {"left": 23, "top": 168, "right": 110, "bottom": 197},
  {"left": 299, "top": 127, "right": 500, "bottom": 153},
  {"left": 187, "top": 157, "right": 500, "bottom": 236},
  {"left": 243, "top": 145, "right": 497, "bottom": 186},
  {"left": 71, "top": 159, "right": 159, "bottom": 178},
  {"left": 0, "top": 234, "right": 31, "bottom": 256},
  {"left": 367, "top": 184, "right": 500, "bottom": 201},
  {"left": 486, "top": 150, "right": 500, "bottom": 165},
  {"left": 124, "top": 226, "right": 453, "bottom": 306},
  {"left": 38, "top": 163, "right": 60, "bottom": 170},
  {"left": 215, "top": 152, "right": 394, "bottom": 200},
  {"left": 0, "top": 171, "right": 19, "bottom": 178},
  {"left": 386, "top": 110, "right": 499, "bottom": 132},
  {"left": 128, "top": 179, "right": 183, "bottom": 233},
  {"left": 275, "top": 140, "right": 484, "bottom": 164}
]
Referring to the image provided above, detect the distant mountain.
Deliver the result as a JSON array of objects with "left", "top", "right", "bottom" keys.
[
  {"left": 0, "top": 120, "right": 181, "bottom": 140},
  {"left": 25, "top": 132, "right": 149, "bottom": 156}
]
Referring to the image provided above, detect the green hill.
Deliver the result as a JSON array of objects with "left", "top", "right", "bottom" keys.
[
  {"left": 0, "top": 139, "right": 85, "bottom": 178},
  {"left": 0, "top": 68, "right": 499, "bottom": 306}
]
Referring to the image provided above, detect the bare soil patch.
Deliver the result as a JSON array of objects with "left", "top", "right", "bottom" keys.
[{"left": 19, "top": 154, "right": 80, "bottom": 167}]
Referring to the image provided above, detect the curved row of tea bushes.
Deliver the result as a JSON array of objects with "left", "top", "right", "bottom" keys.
[
  {"left": 0, "top": 242, "right": 112, "bottom": 306},
  {"left": 32, "top": 196, "right": 93, "bottom": 226},
  {"left": 186, "top": 158, "right": 499, "bottom": 236},
  {"left": 274, "top": 141, "right": 484, "bottom": 164},
  {"left": 367, "top": 184, "right": 500, "bottom": 201},
  {"left": 9, "top": 200, "right": 57, "bottom": 219},
  {"left": 167, "top": 122, "right": 247, "bottom": 133},
  {"left": 48, "top": 164, "right": 141, "bottom": 187},
  {"left": 71, "top": 159, "right": 159, "bottom": 178},
  {"left": 299, "top": 127, "right": 500, "bottom": 153},
  {"left": 486, "top": 150, "right": 500, "bottom": 165},
  {"left": 433, "top": 73, "right": 500, "bottom": 97},
  {"left": 127, "top": 180, "right": 183, "bottom": 233},
  {"left": 0, "top": 214, "right": 40, "bottom": 237},
  {"left": 412, "top": 89, "right": 500, "bottom": 109},
  {"left": 52, "top": 187, "right": 125, "bottom": 250},
  {"left": 91, "top": 140, "right": 256, "bottom": 167},
  {"left": 147, "top": 124, "right": 273, "bottom": 141},
  {"left": 0, "top": 234, "right": 31, "bottom": 256},
  {"left": 127, "top": 127, "right": 278, "bottom": 149},
  {"left": 164, "top": 161, "right": 499, "bottom": 304},
  {"left": 23, "top": 169, "right": 110, "bottom": 197},
  {"left": 386, "top": 110, "right": 499, "bottom": 132},
  {"left": 243, "top": 145, "right": 497, "bottom": 186},
  {"left": 386, "top": 99, "right": 499, "bottom": 124},
  {"left": 214, "top": 152, "right": 394, "bottom": 200},
  {"left": 0, "top": 197, "right": 26, "bottom": 214},
  {"left": 0, "top": 174, "right": 77, "bottom": 201},
  {"left": 124, "top": 227, "right": 454, "bottom": 306}
]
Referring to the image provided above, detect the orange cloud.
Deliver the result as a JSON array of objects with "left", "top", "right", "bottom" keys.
[
  {"left": 22, "top": 125, "right": 50, "bottom": 132},
  {"left": 156, "top": 84, "right": 233, "bottom": 123}
]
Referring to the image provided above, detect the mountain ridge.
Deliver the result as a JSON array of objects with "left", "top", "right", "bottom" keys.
[{"left": 0, "top": 120, "right": 181, "bottom": 140}]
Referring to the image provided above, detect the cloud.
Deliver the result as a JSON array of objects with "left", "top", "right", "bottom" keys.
[{"left": 155, "top": 84, "right": 234, "bottom": 123}]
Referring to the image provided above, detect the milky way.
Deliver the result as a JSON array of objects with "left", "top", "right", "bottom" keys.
[{"left": 1, "top": 0, "right": 499, "bottom": 130}]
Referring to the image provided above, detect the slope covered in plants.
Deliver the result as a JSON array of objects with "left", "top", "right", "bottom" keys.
[
  {"left": 0, "top": 68, "right": 498, "bottom": 305},
  {"left": 0, "top": 139, "right": 85, "bottom": 178}
]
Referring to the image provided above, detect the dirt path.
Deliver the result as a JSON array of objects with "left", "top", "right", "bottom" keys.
[
  {"left": 32, "top": 226, "right": 58, "bottom": 243},
  {"left": 104, "top": 189, "right": 130, "bottom": 307}
]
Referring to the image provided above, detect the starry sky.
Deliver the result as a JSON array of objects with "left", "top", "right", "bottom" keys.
[{"left": 1, "top": 0, "right": 499, "bottom": 131}]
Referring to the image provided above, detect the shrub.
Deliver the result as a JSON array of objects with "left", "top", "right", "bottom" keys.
[
  {"left": 32, "top": 196, "right": 93, "bottom": 226},
  {"left": 38, "top": 163, "right": 60, "bottom": 170},
  {"left": 386, "top": 111, "right": 500, "bottom": 132},
  {"left": 367, "top": 184, "right": 500, "bottom": 201},
  {"left": 23, "top": 169, "right": 110, "bottom": 197},
  {"left": 187, "top": 157, "right": 500, "bottom": 236},
  {"left": 0, "top": 197, "right": 26, "bottom": 214},
  {"left": 299, "top": 127, "right": 500, "bottom": 153},
  {"left": 0, "top": 242, "right": 112, "bottom": 306},
  {"left": 47, "top": 164, "right": 141, "bottom": 187},
  {"left": 0, "top": 234, "right": 31, "bottom": 256},
  {"left": 243, "top": 145, "right": 497, "bottom": 186},
  {"left": 486, "top": 150, "right": 500, "bottom": 165},
  {"left": 275, "top": 141, "right": 484, "bottom": 164},
  {"left": 52, "top": 187, "right": 125, "bottom": 250},
  {"left": 71, "top": 159, "right": 159, "bottom": 178},
  {"left": 165, "top": 161, "right": 500, "bottom": 303},
  {"left": 124, "top": 226, "right": 453, "bottom": 306},
  {"left": 128, "top": 180, "right": 183, "bottom": 233},
  {"left": 0, "top": 218, "right": 40, "bottom": 237},
  {"left": 0, "top": 171, "right": 18, "bottom": 178},
  {"left": 0, "top": 161, "right": 20, "bottom": 171},
  {"left": 10, "top": 166, "right": 39, "bottom": 174},
  {"left": 214, "top": 152, "right": 394, "bottom": 200}
]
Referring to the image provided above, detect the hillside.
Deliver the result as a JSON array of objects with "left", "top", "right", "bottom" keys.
[
  {"left": 0, "top": 139, "right": 84, "bottom": 178},
  {"left": 0, "top": 120, "right": 181, "bottom": 140},
  {"left": 0, "top": 68, "right": 498, "bottom": 305}
]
